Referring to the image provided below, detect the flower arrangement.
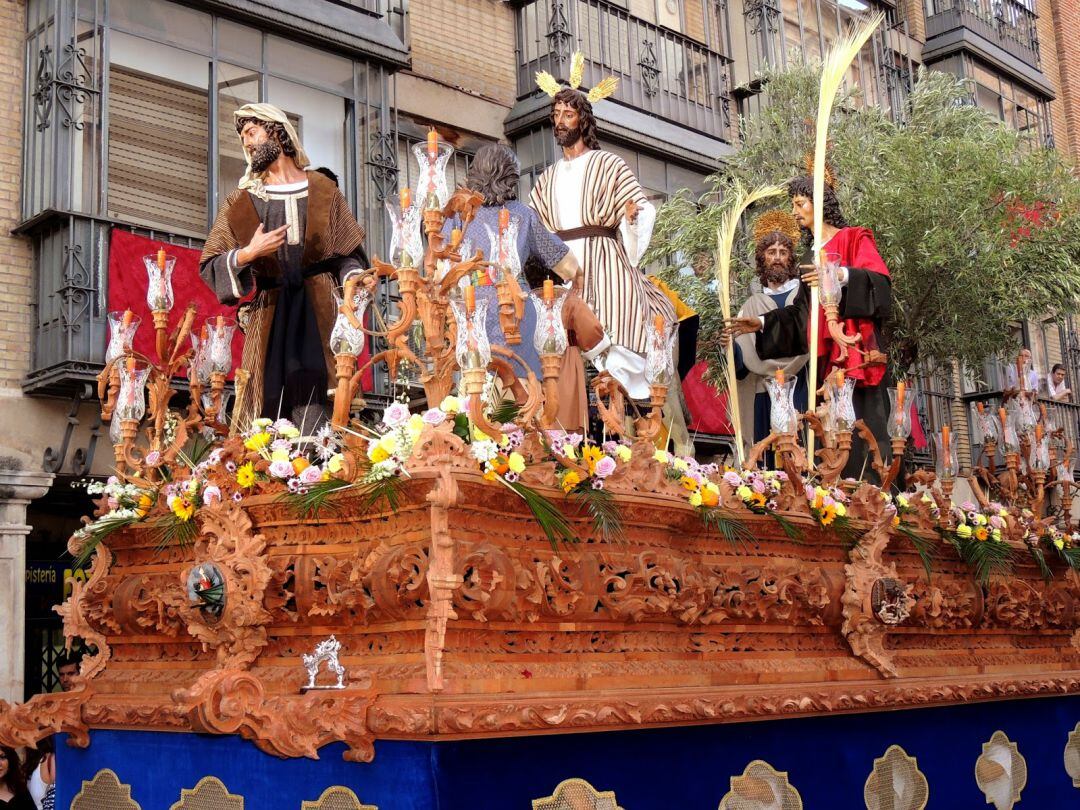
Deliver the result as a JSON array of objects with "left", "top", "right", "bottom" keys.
[{"left": 805, "top": 483, "right": 849, "bottom": 527}]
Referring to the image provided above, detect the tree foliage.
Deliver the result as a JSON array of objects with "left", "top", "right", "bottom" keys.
[{"left": 646, "top": 62, "right": 1080, "bottom": 385}]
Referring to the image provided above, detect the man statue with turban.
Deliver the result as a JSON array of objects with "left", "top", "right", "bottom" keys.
[{"left": 200, "top": 103, "right": 368, "bottom": 431}]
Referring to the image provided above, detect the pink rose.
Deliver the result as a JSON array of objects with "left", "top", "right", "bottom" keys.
[
  {"left": 723, "top": 471, "right": 742, "bottom": 488},
  {"left": 422, "top": 408, "right": 446, "bottom": 426},
  {"left": 268, "top": 460, "right": 294, "bottom": 479},
  {"left": 594, "top": 456, "right": 617, "bottom": 478},
  {"left": 202, "top": 485, "right": 222, "bottom": 505},
  {"left": 144, "top": 450, "right": 161, "bottom": 466},
  {"left": 382, "top": 402, "right": 410, "bottom": 428},
  {"left": 300, "top": 465, "right": 323, "bottom": 485}
]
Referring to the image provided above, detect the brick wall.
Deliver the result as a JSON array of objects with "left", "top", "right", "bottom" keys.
[
  {"left": 903, "top": 0, "right": 925, "bottom": 43},
  {"left": 1035, "top": 0, "right": 1068, "bottom": 158},
  {"left": 407, "top": 0, "right": 518, "bottom": 107},
  {"left": 0, "top": 0, "right": 31, "bottom": 393},
  {"left": 1048, "top": 0, "right": 1080, "bottom": 164}
]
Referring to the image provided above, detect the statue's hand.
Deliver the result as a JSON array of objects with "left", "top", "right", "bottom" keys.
[
  {"left": 721, "top": 316, "right": 762, "bottom": 347},
  {"left": 624, "top": 200, "right": 639, "bottom": 225}
]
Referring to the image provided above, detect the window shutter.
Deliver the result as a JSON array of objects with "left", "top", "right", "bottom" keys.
[{"left": 107, "top": 66, "right": 209, "bottom": 235}]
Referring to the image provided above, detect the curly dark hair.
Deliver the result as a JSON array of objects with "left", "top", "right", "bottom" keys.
[
  {"left": 235, "top": 117, "right": 297, "bottom": 159},
  {"left": 465, "top": 144, "right": 520, "bottom": 206},
  {"left": 754, "top": 231, "right": 797, "bottom": 283},
  {"left": 0, "top": 746, "right": 26, "bottom": 796},
  {"left": 551, "top": 88, "right": 601, "bottom": 150},
  {"left": 787, "top": 175, "right": 848, "bottom": 245}
]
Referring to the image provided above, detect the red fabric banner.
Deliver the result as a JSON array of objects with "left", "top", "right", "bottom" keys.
[
  {"left": 107, "top": 229, "right": 243, "bottom": 379},
  {"left": 683, "top": 361, "right": 734, "bottom": 436}
]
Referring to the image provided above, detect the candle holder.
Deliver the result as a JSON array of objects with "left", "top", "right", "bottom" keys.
[
  {"left": 531, "top": 287, "right": 569, "bottom": 429},
  {"left": 329, "top": 286, "right": 371, "bottom": 429},
  {"left": 633, "top": 320, "right": 676, "bottom": 443},
  {"left": 450, "top": 296, "right": 491, "bottom": 381},
  {"left": 203, "top": 317, "right": 236, "bottom": 425},
  {"left": 816, "top": 251, "right": 859, "bottom": 360},
  {"left": 823, "top": 374, "right": 856, "bottom": 437},
  {"left": 114, "top": 360, "right": 151, "bottom": 470},
  {"left": 486, "top": 218, "right": 525, "bottom": 345},
  {"left": 143, "top": 252, "right": 176, "bottom": 361},
  {"left": 387, "top": 194, "right": 424, "bottom": 270},
  {"left": 413, "top": 139, "right": 454, "bottom": 213},
  {"left": 765, "top": 376, "right": 799, "bottom": 435},
  {"left": 934, "top": 430, "right": 958, "bottom": 502},
  {"left": 100, "top": 311, "right": 141, "bottom": 422}
]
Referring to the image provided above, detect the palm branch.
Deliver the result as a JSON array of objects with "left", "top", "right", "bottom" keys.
[
  {"left": 72, "top": 514, "right": 140, "bottom": 568},
  {"left": 151, "top": 514, "right": 199, "bottom": 555},
  {"left": 569, "top": 483, "right": 625, "bottom": 543},
  {"left": 945, "top": 531, "right": 1014, "bottom": 584},
  {"left": 766, "top": 509, "right": 804, "bottom": 543},
  {"left": 894, "top": 521, "right": 937, "bottom": 581},
  {"left": 1054, "top": 543, "right": 1080, "bottom": 572},
  {"left": 489, "top": 398, "right": 522, "bottom": 426},
  {"left": 502, "top": 478, "right": 577, "bottom": 550},
  {"left": 280, "top": 477, "right": 355, "bottom": 519},
  {"left": 830, "top": 514, "right": 864, "bottom": 550},
  {"left": 699, "top": 507, "right": 755, "bottom": 549},
  {"left": 1028, "top": 543, "right": 1053, "bottom": 582}
]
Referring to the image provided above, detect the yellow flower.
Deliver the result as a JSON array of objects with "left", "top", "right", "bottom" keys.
[
  {"left": 508, "top": 452, "right": 526, "bottom": 474},
  {"left": 891, "top": 514, "right": 901, "bottom": 527},
  {"left": 407, "top": 414, "right": 425, "bottom": 435},
  {"left": 897, "top": 495, "right": 910, "bottom": 509},
  {"left": 440, "top": 395, "right": 462, "bottom": 413},
  {"left": 653, "top": 449, "right": 670, "bottom": 464},
  {"left": 582, "top": 445, "right": 603, "bottom": 473},
  {"left": 834, "top": 502, "right": 847, "bottom": 518},
  {"left": 278, "top": 425, "right": 300, "bottom": 439},
  {"left": 472, "top": 425, "right": 490, "bottom": 443},
  {"left": 368, "top": 444, "right": 390, "bottom": 464},
  {"left": 991, "top": 528, "right": 1002, "bottom": 542},
  {"left": 270, "top": 448, "right": 291, "bottom": 463},
  {"left": 1054, "top": 536, "right": 1065, "bottom": 550},
  {"left": 974, "top": 526, "right": 989, "bottom": 542},
  {"left": 483, "top": 469, "right": 497, "bottom": 481},
  {"left": 252, "top": 418, "right": 273, "bottom": 430},
  {"left": 615, "top": 445, "right": 632, "bottom": 463},
  {"left": 701, "top": 487, "right": 719, "bottom": 508},
  {"left": 680, "top": 475, "right": 698, "bottom": 491},
  {"left": 974, "top": 513, "right": 987, "bottom": 526},
  {"left": 327, "top": 453, "right": 344, "bottom": 474},
  {"left": 750, "top": 492, "right": 767, "bottom": 509},
  {"left": 378, "top": 434, "right": 398, "bottom": 453},
  {"left": 688, "top": 491, "right": 703, "bottom": 508},
  {"left": 736, "top": 485, "right": 753, "bottom": 501},
  {"left": 819, "top": 504, "right": 837, "bottom": 526},
  {"left": 244, "top": 432, "right": 271, "bottom": 452},
  {"left": 171, "top": 497, "right": 195, "bottom": 522},
  {"left": 236, "top": 462, "right": 256, "bottom": 488},
  {"left": 135, "top": 493, "right": 154, "bottom": 517},
  {"left": 672, "top": 458, "right": 689, "bottom": 472},
  {"left": 956, "top": 524, "right": 972, "bottom": 538},
  {"left": 562, "top": 470, "right": 581, "bottom": 493}
]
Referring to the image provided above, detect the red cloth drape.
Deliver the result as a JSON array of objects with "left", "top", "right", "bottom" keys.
[
  {"left": 683, "top": 361, "right": 734, "bottom": 435},
  {"left": 815, "top": 226, "right": 890, "bottom": 388},
  {"left": 107, "top": 230, "right": 243, "bottom": 379}
]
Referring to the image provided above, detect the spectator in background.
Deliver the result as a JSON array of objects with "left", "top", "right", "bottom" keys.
[
  {"left": 1049, "top": 363, "right": 1071, "bottom": 402},
  {"left": 23, "top": 739, "right": 53, "bottom": 810},
  {"left": 0, "top": 746, "right": 34, "bottom": 809},
  {"left": 56, "top": 650, "right": 82, "bottom": 692}
]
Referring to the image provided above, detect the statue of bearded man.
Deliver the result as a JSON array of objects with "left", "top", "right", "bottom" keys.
[{"left": 200, "top": 103, "right": 368, "bottom": 432}]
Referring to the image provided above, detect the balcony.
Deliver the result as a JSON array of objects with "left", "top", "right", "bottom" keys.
[
  {"left": 925, "top": 0, "right": 1040, "bottom": 70},
  {"left": 513, "top": 0, "right": 734, "bottom": 143}
]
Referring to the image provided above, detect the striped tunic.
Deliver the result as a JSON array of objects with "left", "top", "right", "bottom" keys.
[{"left": 530, "top": 150, "right": 674, "bottom": 354}]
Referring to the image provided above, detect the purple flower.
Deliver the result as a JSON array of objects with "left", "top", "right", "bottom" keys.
[
  {"left": 592, "top": 478, "right": 605, "bottom": 490},
  {"left": 504, "top": 471, "right": 519, "bottom": 483},
  {"left": 382, "top": 402, "right": 411, "bottom": 428},
  {"left": 287, "top": 477, "right": 302, "bottom": 493},
  {"left": 602, "top": 440, "right": 619, "bottom": 454},
  {"left": 144, "top": 450, "right": 161, "bottom": 466},
  {"left": 107, "top": 475, "right": 119, "bottom": 486},
  {"left": 269, "top": 460, "right": 294, "bottom": 479},
  {"left": 723, "top": 471, "right": 742, "bottom": 488},
  {"left": 207, "top": 449, "right": 224, "bottom": 465},
  {"left": 272, "top": 418, "right": 296, "bottom": 434},
  {"left": 566, "top": 432, "right": 584, "bottom": 448},
  {"left": 752, "top": 478, "right": 766, "bottom": 494},
  {"left": 231, "top": 492, "right": 243, "bottom": 502},
  {"left": 225, "top": 461, "right": 237, "bottom": 473},
  {"left": 805, "top": 484, "right": 816, "bottom": 500},
  {"left": 960, "top": 500, "right": 977, "bottom": 512},
  {"left": 299, "top": 465, "right": 323, "bottom": 485},
  {"left": 270, "top": 438, "right": 292, "bottom": 453},
  {"left": 202, "top": 485, "right": 222, "bottom": 505},
  {"left": 422, "top": 408, "right": 446, "bottom": 426},
  {"left": 594, "top": 456, "right": 617, "bottom": 478}
]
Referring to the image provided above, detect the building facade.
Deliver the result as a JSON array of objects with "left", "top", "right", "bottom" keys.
[{"left": 0, "top": 0, "right": 1079, "bottom": 702}]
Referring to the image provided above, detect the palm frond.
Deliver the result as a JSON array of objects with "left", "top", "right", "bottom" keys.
[
  {"left": 357, "top": 472, "right": 405, "bottom": 514},
  {"left": 280, "top": 477, "right": 354, "bottom": 520},
  {"left": 766, "top": 509, "right": 804, "bottom": 543},
  {"left": 830, "top": 514, "right": 864, "bottom": 550},
  {"left": 151, "top": 514, "right": 199, "bottom": 555},
  {"left": 1054, "top": 543, "right": 1080, "bottom": 572},
  {"left": 489, "top": 398, "right": 522, "bottom": 426},
  {"left": 72, "top": 514, "right": 140, "bottom": 568},
  {"left": 184, "top": 431, "right": 215, "bottom": 466},
  {"left": 947, "top": 532, "right": 1014, "bottom": 584},
  {"left": 894, "top": 521, "right": 937, "bottom": 581},
  {"left": 503, "top": 478, "right": 577, "bottom": 550},
  {"left": 569, "top": 484, "right": 625, "bottom": 543},
  {"left": 1028, "top": 543, "right": 1053, "bottom": 582},
  {"left": 699, "top": 507, "right": 755, "bottom": 549}
]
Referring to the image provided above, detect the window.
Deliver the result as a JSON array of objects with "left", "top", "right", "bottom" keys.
[{"left": 106, "top": 31, "right": 209, "bottom": 234}]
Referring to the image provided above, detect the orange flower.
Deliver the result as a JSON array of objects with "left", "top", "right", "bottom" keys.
[
  {"left": 974, "top": 526, "right": 989, "bottom": 542},
  {"left": 701, "top": 488, "right": 720, "bottom": 508},
  {"left": 490, "top": 456, "right": 510, "bottom": 476},
  {"left": 292, "top": 457, "right": 310, "bottom": 475}
]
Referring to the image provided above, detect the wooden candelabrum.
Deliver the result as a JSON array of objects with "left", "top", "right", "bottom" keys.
[
  {"left": 539, "top": 353, "right": 563, "bottom": 429},
  {"left": 632, "top": 384, "right": 669, "bottom": 443}
]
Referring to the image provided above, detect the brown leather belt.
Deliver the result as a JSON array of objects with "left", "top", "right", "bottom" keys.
[{"left": 556, "top": 225, "right": 618, "bottom": 241}]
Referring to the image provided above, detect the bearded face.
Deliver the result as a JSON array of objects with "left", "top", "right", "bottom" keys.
[
  {"left": 249, "top": 139, "right": 282, "bottom": 173},
  {"left": 552, "top": 100, "right": 583, "bottom": 148},
  {"left": 756, "top": 235, "right": 796, "bottom": 286}
]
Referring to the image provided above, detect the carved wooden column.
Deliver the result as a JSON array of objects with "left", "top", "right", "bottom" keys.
[{"left": 0, "top": 467, "right": 54, "bottom": 703}]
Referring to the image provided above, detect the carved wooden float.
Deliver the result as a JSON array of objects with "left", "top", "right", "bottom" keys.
[{"left": 4, "top": 437, "right": 1080, "bottom": 763}]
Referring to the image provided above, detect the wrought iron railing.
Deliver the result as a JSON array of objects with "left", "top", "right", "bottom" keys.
[
  {"left": 25, "top": 214, "right": 203, "bottom": 398},
  {"left": 961, "top": 391, "right": 1080, "bottom": 474},
  {"left": 514, "top": 0, "right": 734, "bottom": 142},
  {"left": 925, "top": 0, "right": 1040, "bottom": 69}
]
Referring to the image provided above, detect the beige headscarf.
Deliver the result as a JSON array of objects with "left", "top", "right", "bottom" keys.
[{"left": 234, "top": 103, "right": 311, "bottom": 199}]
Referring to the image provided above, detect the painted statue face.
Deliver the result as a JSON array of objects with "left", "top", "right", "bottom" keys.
[
  {"left": 552, "top": 101, "right": 582, "bottom": 147},
  {"left": 763, "top": 242, "right": 794, "bottom": 283},
  {"left": 791, "top": 194, "right": 814, "bottom": 229},
  {"left": 240, "top": 120, "right": 270, "bottom": 154}
]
